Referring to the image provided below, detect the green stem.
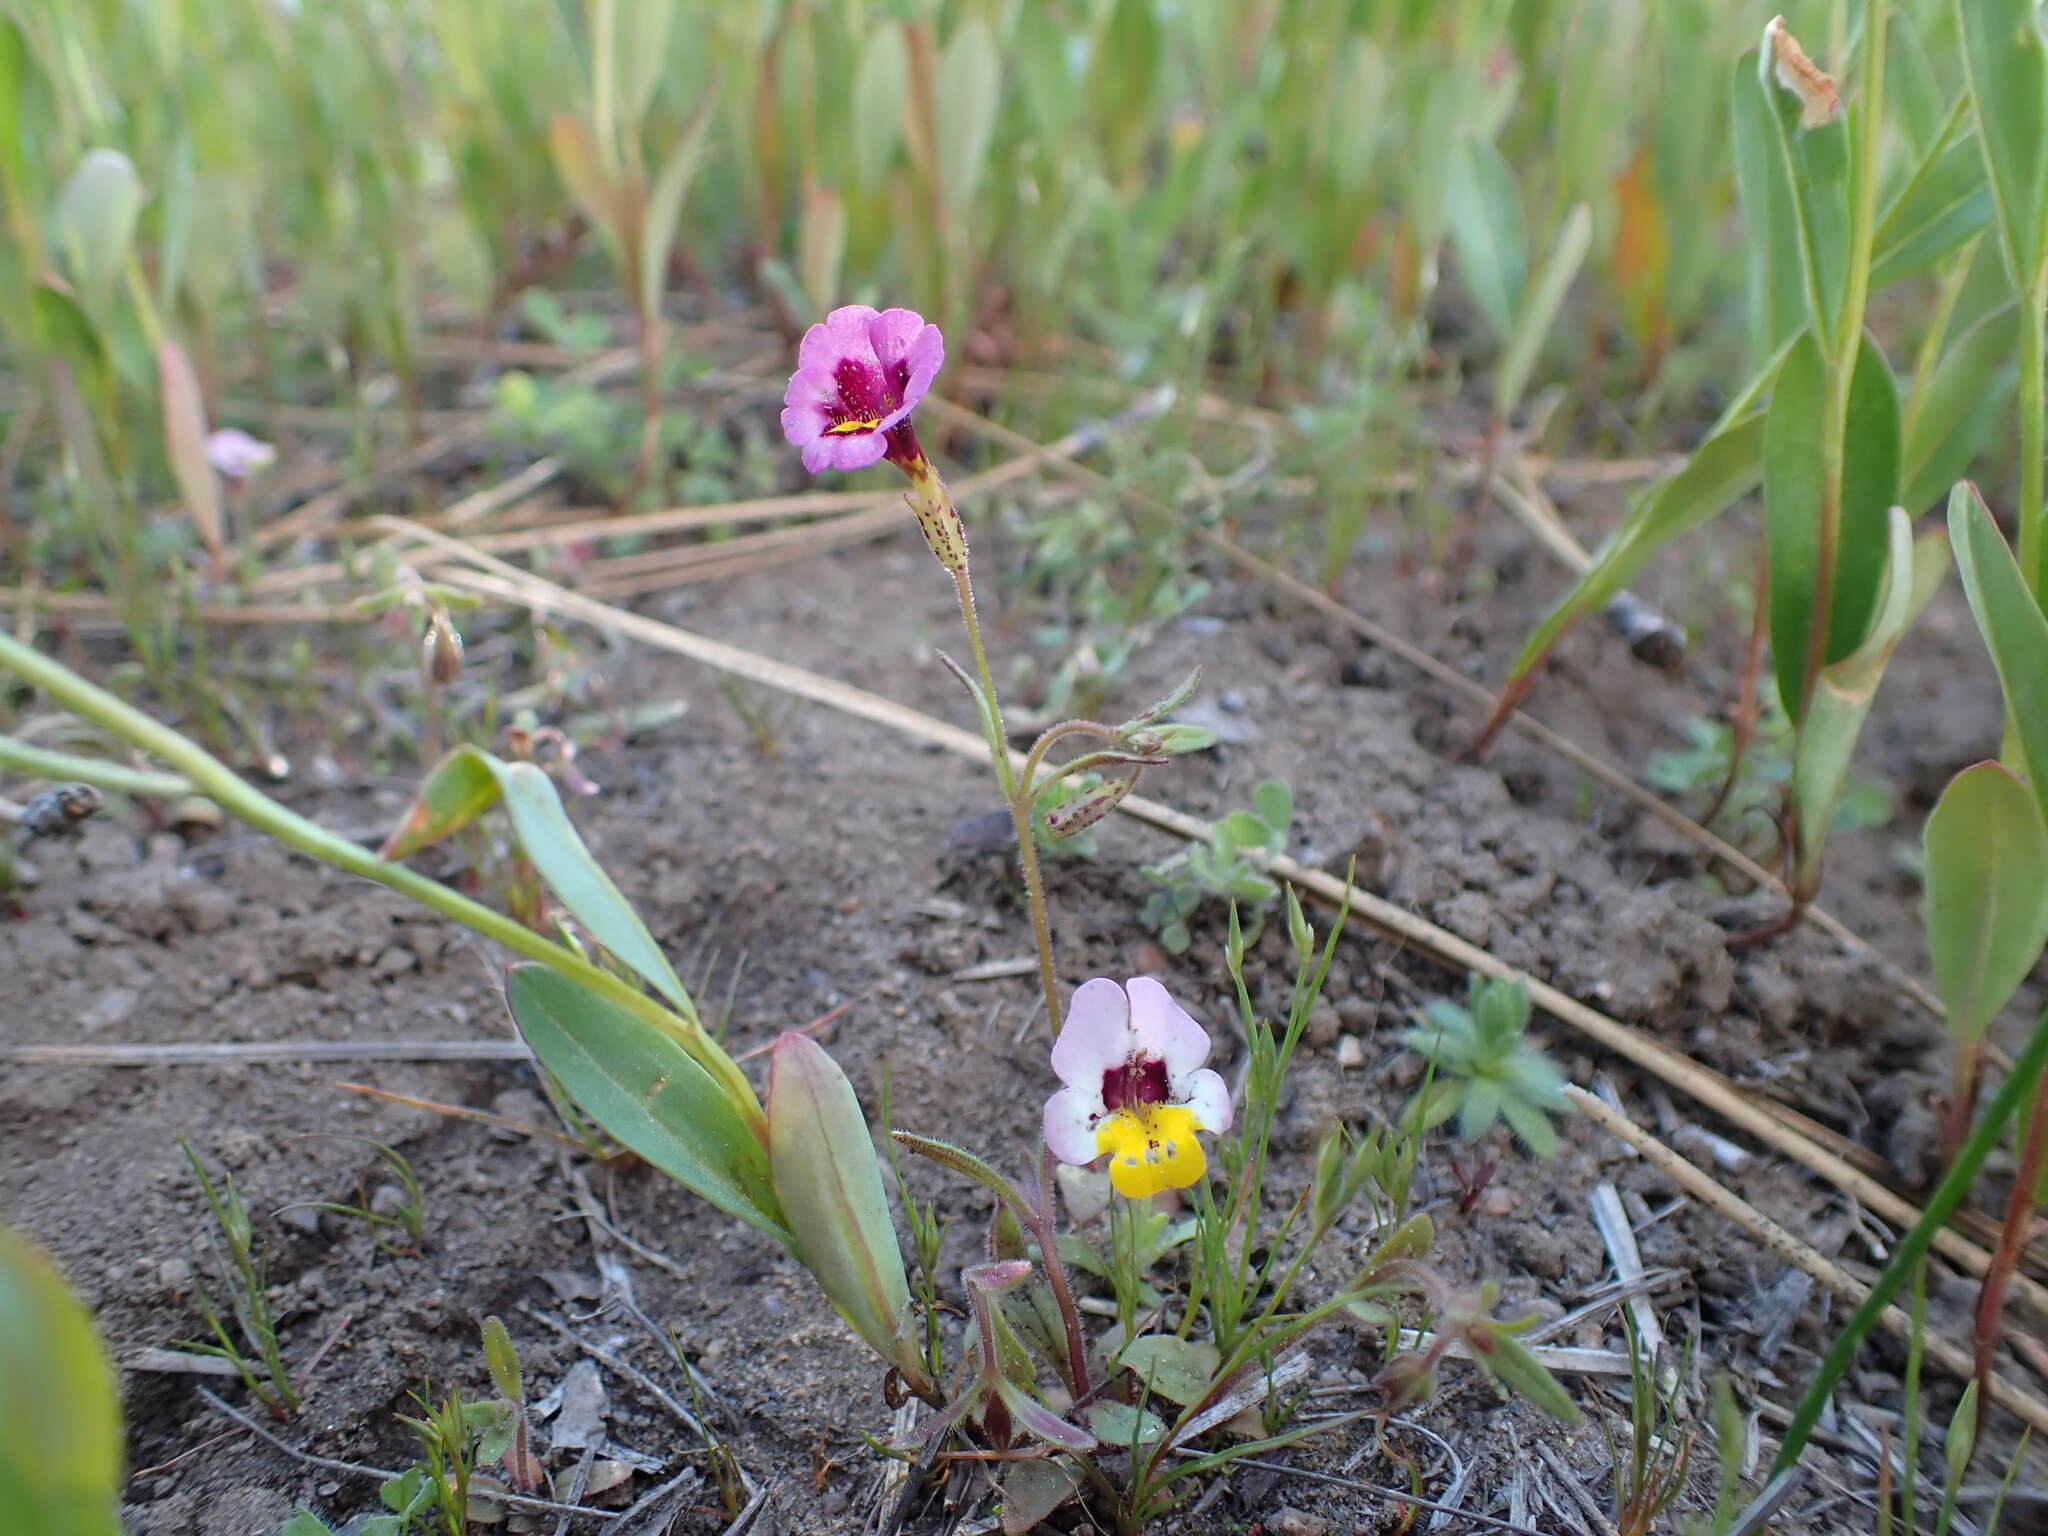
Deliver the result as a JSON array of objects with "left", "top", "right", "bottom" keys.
[
  {"left": 0, "top": 734, "right": 193, "bottom": 800},
  {"left": 949, "top": 562, "right": 1064, "bottom": 1038},
  {"left": 0, "top": 630, "right": 766, "bottom": 1135},
  {"left": 1770, "top": 1002, "right": 2048, "bottom": 1476}
]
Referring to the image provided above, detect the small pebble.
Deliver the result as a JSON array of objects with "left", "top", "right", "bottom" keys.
[
  {"left": 1335, "top": 1035, "right": 1364, "bottom": 1069},
  {"left": 1271, "top": 1508, "right": 1332, "bottom": 1536}
]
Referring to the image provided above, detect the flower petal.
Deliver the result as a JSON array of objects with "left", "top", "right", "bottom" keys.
[
  {"left": 799, "top": 305, "right": 882, "bottom": 373},
  {"left": 801, "top": 432, "right": 888, "bottom": 473},
  {"left": 1050, "top": 978, "right": 1135, "bottom": 1090},
  {"left": 868, "top": 307, "right": 931, "bottom": 367},
  {"left": 1176, "top": 1066, "right": 1233, "bottom": 1135},
  {"left": 897, "top": 321, "right": 945, "bottom": 406},
  {"left": 1042, "top": 1085, "right": 1105, "bottom": 1165},
  {"left": 1125, "top": 976, "right": 1211, "bottom": 1084}
]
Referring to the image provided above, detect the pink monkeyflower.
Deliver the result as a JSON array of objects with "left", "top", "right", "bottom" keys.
[
  {"left": 780, "top": 305, "right": 944, "bottom": 475},
  {"left": 1043, "top": 977, "right": 1233, "bottom": 1198},
  {"left": 205, "top": 428, "right": 276, "bottom": 481}
]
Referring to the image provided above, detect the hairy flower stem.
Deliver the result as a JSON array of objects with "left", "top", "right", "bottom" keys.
[
  {"left": 1033, "top": 1144, "right": 1095, "bottom": 1399},
  {"left": 947, "top": 559, "right": 1064, "bottom": 1038}
]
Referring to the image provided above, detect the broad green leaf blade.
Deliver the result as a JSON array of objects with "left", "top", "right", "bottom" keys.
[
  {"left": 1902, "top": 300, "right": 2020, "bottom": 513},
  {"left": 1831, "top": 334, "right": 1903, "bottom": 661},
  {"left": 382, "top": 747, "right": 688, "bottom": 1012},
  {"left": 0, "top": 1225, "right": 123, "bottom": 1535},
  {"left": 157, "top": 339, "right": 223, "bottom": 563},
  {"left": 767, "top": 1034, "right": 922, "bottom": 1382},
  {"left": 379, "top": 745, "right": 503, "bottom": 858},
  {"left": 1733, "top": 49, "right": 1810, "bottom": 356},
  {"left": 934, "top": 18, "right": 1000, "bottom": 216},
  {"left": 1955, "top": 0, "right": 2048, "bottom": 285},
  {"left": 1763, "top": 329, "right": 1829, "bottom": 721},
  {"left": 1118, "top": 1335, "right": 1222, "bottom": 1407},
  {"left": 50, "top": 149, "right": 142, "bottom": 301},
  {"left": 1495, "top": 201, "right": 1592, "bottom": 417},
  {"left": 639, "top": 91, "right": 716, "bottom": 327},
  {"left": 1923, "top": 762, "right": 2048, "bottom": 1043},
  {"left": 1950, "top": 482, "right": 2048, "bottom": 828},
  {"left": 1505, "top": 409, "right": 1766, "bottom": 683},
  {"left": 493, "top": 759, "right": 689, "bottom": 1011},
  {"left": 1791, "top": 509, "right": 1946, "bottom": 879},
  {"left": 1446, "top": 136, "right": 1526, "bottom": 341},
  {"left": 506, "top": 966, "right": 787, "bottom": 1245},
  {"left": 999, "top": 1457, "right": 1081, "bottom": 1536}
]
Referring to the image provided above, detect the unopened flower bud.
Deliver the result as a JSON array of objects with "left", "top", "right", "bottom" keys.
[
  {"left": 1373, "top": 1350, "right": 1439, "bottom": 1411},
  {"left": 423, "top": 609, "right": 464, "bottom": 685}
]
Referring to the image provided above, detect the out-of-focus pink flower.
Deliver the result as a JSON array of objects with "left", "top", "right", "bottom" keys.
[
  {"left": 780, "top": 305, "right": 944, "bottom": 474},
  {"left": 1043, "top": 977, "right": 1232, "bottom": 1198},
  {"left": 205, "top": 428, "right": 276, "bottom": 481}
]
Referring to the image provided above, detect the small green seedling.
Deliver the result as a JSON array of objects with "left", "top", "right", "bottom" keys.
[
  {"left": 478, "top": 1316, "right": 545, "bottom": 1495},
  {"left": 1401, "top": 974, "right": 1570, "bottom": 1157},
  {"left": 277, "top": 1136, "right": 426, "bottom": 1257},
  {"left": 396, "top": 1383, "right": 516, "bottom": 1536},
  {"left": 177, "top": 1136, "right": 300, "bottom": 1418},
  {"left": 1140, "top": 779, "right": 1291, "bottom": 954}
]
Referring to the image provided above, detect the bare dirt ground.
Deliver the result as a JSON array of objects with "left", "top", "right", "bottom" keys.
[{"left": 5, "top": 479, "right": 2043, "bottom": 1534}]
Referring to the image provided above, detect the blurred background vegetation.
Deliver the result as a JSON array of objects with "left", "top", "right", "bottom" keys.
[{"left": 0, "top": 1, "right": 2022, "bottom": 748}]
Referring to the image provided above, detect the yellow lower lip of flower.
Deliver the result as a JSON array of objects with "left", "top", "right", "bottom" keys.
[
  {"left": 824, "top": 417, "right": 882, "bottom": 435},
  {"left": 1094, "top": 1103, "right": 1206, "bottom": 1198}
]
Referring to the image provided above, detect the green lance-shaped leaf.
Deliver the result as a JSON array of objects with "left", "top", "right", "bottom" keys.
[
  {"left": 1494, "top": 201, "right": 1592, "bottom": 419},
  {"left": 1832, "top": 334, "right": 1903, "bottom": 659},
  {"left": 1760, "top": 327, "right": 1823, "bottom": 724},
  {"left": 768, "top": 1033, "right": 927, "bottom": 1389},
  {"left": 1756, "top": 20, "right": 1852, "bottom": 350},
  {"left": 1446, "top": 136, "right": 1526, "bottom": 341},
  {"left": 381, "top": 746, "right": 689, "bottom": 1014},
  {"left": 1733, "top": 49, "right": 1811, "bottom": 357},
  {"left": 507, "top": 966, "right": 789, "bottom": 1246},
  {"left": 1954, "top": 0, "right": 2048, "bottom": 286},
  {"left": 1502, "top": 405, "right": 1767, "bottom": 689},
  {"left": 0, "top": 1224, "right": 123, "bottom": 1535},
  {"left": 935, "top": 17, "right": 1000, "bottom": 217},
  {"left": 639, "top": 90, "right": 717, "bottom": 331},
  {"left": 50, "top": 148, "right": 142, "bottom": 303},
  {"left": 1790, "top": 507, "right": 1948, "bottom": 883},
  {"left": 1763, "top": 331, "right": 1898, "bottom": 720},
  {"left": 1902, "top": 299, "right": 2020, "bottom": 514},
  {"left": 1950, "top": 481, "right": 2048, "bottom": 828},
  {"left": 851, "top": 25, "right": 907, "bottom": 193},
  {"left": 1870, "top": 137, "right": 1995, "bottom": 291},
  {"left": 1924, "top": 761, "right": 2048, "bottom": 1045},
  {"left": 1465, "top": 1322, "right": 1582, "bottom": 1425}
]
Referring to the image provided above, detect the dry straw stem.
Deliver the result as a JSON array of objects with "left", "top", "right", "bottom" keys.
[
  {"left": 917, "top": 394, "right": 1947, "bottom": 1024},
  {"left": 400, "top": 530, "right": 2046, "bottom": 1320},
  {"left": 1567, "top": 1086, "right": 2048, "bottom": 1437}
]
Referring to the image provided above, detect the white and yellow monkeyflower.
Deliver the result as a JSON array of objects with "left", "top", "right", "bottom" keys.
[{"left": 1041, "top": 977, "right": 1233, "bottom": 1198}]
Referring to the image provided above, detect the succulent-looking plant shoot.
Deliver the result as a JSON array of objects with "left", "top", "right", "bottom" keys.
[{"left": 1043, "top": 977, "right": 1232, "bottom": 1197}]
